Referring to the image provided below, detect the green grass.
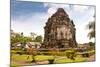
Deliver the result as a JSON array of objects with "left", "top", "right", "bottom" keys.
[
  {"left": 11, "top": 49, "right": 94, "bottom": 66},
  {"left": 88, "top": 50, "right": 95, "bottom": 54},
  {"left": 74, "top": 57, "right": 87, "bottom": 62},
  {"left": 35, "top": 55, "right": 54, "bottom": 61},
  {"left": 11, "top": 55, "right": 54, "bottom": 61},
  {"left": 11, "top": 54, "right": 32, "bottom": 61},
  {"left": 55, "top": 58, "right": 74, "bottom": 64},
  {"left": 55, "top": 57, "right": 86, "bottom": 64},
  {"left": 11, "top": 54, "right": 86, "bottom": 62},
  {"left": 10, "top": 62, "right": 19, "bottom": 67},
  {"left": 11, "top": 54, "right": 87, "bottom": 66}
]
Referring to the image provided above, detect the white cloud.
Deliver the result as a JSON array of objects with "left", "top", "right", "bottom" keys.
[
  {"left": 44, "top": 3, "right": 70, "bottom": 17},
  {"left": 11, "top": 12, "right": 48, "bottom": 37},
  {"left": 75, "top": 20, "right": 95, "bottom": 44},
  {"left": 47, "top": 7, "right": 57, "bottom": 17},
  {"left": 75, "top": 21, "right": 89, "bottom": 43},
  {"left": 73, "top": 5, "right": 89, "bottom": 13}
]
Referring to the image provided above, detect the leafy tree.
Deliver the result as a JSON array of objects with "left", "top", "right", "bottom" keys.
[
  {"left": 89, "top": 42, "right": 95, "bottom": 46},
  {"left": 20, "top": 37, "right": 32, "bottom": 44},
  {"left": 34, "top": 35, "right": 43, "bottom": 43},
  {"left": 87, "top": 21, "right": 95, "bottom": 39},
  {"left": 11, "top": 33, "right": 22, "bottom": 46},
  {"left": 11, "top": 32, "right": 32, "bottom": 47},
  {"left": 88, "top": 42, "right": 95, "bottom": 49}
]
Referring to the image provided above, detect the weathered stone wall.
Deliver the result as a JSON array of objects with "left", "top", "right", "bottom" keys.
[{"left": 43, "top": 8, "right": 77, "bottom": 48}]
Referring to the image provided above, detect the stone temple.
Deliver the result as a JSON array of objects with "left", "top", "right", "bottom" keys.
[{"left": 43, "top": 8, "right": 77, "bottom": 48}]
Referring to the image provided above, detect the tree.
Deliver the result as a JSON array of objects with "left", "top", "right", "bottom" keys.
[
  {"left": 11, "top": 33, "right": 22, "bottom": 46},
  {"left": 30, "top": 32, "right": 36, "bottom": 41},
  {"left": 21, "top": 37, "right": 32, "bottom": 44},
  {"left": 89, "top": 42, "right": 95, "bottom": 46},
  {"left": 11, "top": 32, "right": 32, "bottom": 47},
  {"left": 34, "top": 35, "right": 43, "bottom": 43},
  {"left": 87, "top": 21, "right": 95, "bottom": 39},
  {"left": 87, "top": 14, "right": 95, "bottom": 39}
]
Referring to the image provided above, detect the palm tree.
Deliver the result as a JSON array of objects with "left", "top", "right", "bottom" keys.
[{"left": 87, "top": 21, "right": 95, "bottom": 39}]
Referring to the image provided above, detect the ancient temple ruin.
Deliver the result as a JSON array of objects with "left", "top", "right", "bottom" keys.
[{"left": 43, "top": 8, "right": 77, "bottom": 48}]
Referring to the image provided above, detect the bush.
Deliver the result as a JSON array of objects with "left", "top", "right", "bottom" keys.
[
  {"left": 37, "top": 51, "right": 68, "bottom": 56},
  {"left": 37, "top": 52, "right": 51, "bottom": 55},
  {"left": 82, "top": 52, "right": 89, "bottom": 57},
  {"left": 16, "top": 51, "right": 22, "bottom": 55},
  {"left": 88, "top": 50, "right": 95, "bottom": 55},
  {"left": 35, "top": 55, "right": 54, "bottom": 62},
  {"left": 31, "top": 55, "right": 36, "bottom": 62},
  {"left": 11, "top": 50, "right": 17, "bottom": 54},
  {"left": 48, "top": 59, "right": 55, "bottom": 64},
  {"left": 37, "top": 52, "right": 42, "bottom": 55},
  {"left": 82, "top": 50, "right": 95, "bottom": 57},
  {"left": 42, "top": 52, "right": 51, "bottom": 55},
  {"left": 26, "top": 48, "right": 37, "bottom": 55},
  {"left": 65, "top": 49, "right": 77, "bottom": 60},
  {"left": 48, "top": 56, "right": 55, "bottom": 64},
  {"left": 11, "top": 50, "right": 25, "bottom": 55},
  {"left": 49, "top": 48, "right": 59, "bottom": 56}
]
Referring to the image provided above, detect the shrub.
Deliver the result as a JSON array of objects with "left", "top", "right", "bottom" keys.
[
  {"left": 16, "top": 51, "right": 22, "bottom": 55},
  {"left": 82, "top": 52, "right": 89, "bottom": 57},
  {"left": 11, "top": 50, "right": 17, "bottom": 54},
  {"left": 57, "top": 52, "right": 66, "bottom": 56},
  {"left": 48, "top": 59, "right": 55, "bottom": 64},
  {"left": 11, "top": 50, "right": 26, "bottom": 55},
  {"left": 88, "top": 50, "right": 95, "bottom": 55},
  {"left": 82, "top": 50, "right": 95, "bottom": 57},
  {"left": 65, "top": 49, "right": 77, "bottom": 60},
  {"left": 26, "top": 48, "right": 37, "bottom": 55},
  {"left": 31, "top": 55, "right": 36, "bottom": 62},
  {"left": 48, "top": 56, "right": 55, "bottom": 64},
  {"left": 37, "top": 52, "right": 42, "bottom": 55},
  {"left": 49, "top": 48, "right": 59, "bottom": 56},
  {"left": 37, "top": 52, "right": 51, "bottom": 55},
  {"left": 25, "top": 48, "right": 37, "bottom": 62},
  {"left": 42, "top": 52, "right": 51, "bottom": 55}
]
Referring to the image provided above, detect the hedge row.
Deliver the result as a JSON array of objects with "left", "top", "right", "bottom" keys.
[{"left": 11, "top": 49, "right": 95, "bottom": 57}]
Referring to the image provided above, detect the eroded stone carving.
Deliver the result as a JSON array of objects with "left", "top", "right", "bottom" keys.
[{"left": 43, "top": 8, "right": 77, "bottom": 48}]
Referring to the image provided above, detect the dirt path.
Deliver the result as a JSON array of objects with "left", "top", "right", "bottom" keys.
[
  {"left": 86, "top": 55, "right": 95, "bottom": 62},
  {"left": 12, "top": 59, "right": 35, "bottom": 66}
]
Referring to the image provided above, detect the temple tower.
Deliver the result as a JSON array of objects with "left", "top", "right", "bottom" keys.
[{"left": 43, "top": 8, "right": 77, "bottom": 48}]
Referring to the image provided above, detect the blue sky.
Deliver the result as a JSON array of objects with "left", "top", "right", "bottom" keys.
[
  {"left": 11, "top": 0, "right": 48, "bottom": 20},
  {"left": 11, "top": 0, "right": 95, "bottom": 43}
]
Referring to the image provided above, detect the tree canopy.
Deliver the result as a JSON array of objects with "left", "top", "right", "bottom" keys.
[
  {"left": 87, "top": 21, "right": 95, "bottom": 39},
  {"left": 11, "top": 32, "right": 32, "bottom": 46},
  {"left": 34, "top": 35, "right": 43, "bottom": 43}
]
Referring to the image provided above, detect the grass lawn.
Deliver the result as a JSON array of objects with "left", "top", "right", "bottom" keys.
[
  {"left": 55, "top": 57, "right": 86, "bottom": 64},
  {"left": 11, "top": 54, "right": 54, "bottom": 61},
  {"left": 35, "top": 55, "right": 54, "bottom": 61},
  {"left": 11, "top": 54, "right": 32, "bottom": 61},
  {"left": 11, "top": 54, "right": 87, "bottom": 66},
  {"left": 11, "top": 62, "right": 19, "bottom": 67},
  {"left": 55, "top": 58, "right": 74, "bottom": 64},
  {"left": 11, "top": 49, "right": 95, "bottom": 66}
]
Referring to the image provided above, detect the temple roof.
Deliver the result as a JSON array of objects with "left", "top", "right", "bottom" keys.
[
  {"left": 51, "top": 8, "right": 68, "bottom": 17},
  {"left": 57, "top": 8, "right": 66, "bottom": 13},
  {"left": 45, "top": 8, "right": 75, "bottom": 27}
]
